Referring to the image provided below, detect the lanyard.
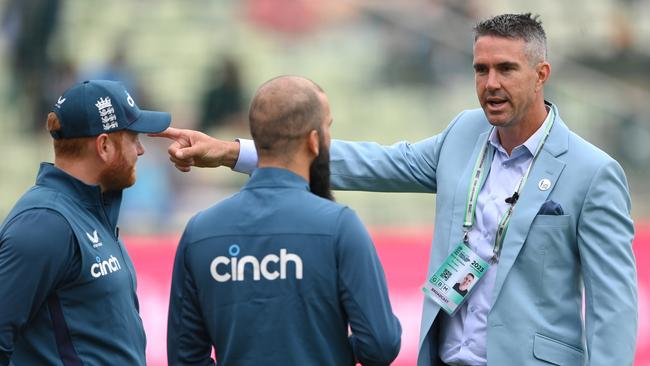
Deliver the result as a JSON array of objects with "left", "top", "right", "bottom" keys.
[{"left": 462, "top": 109, "right": 555, "bottom": 263}]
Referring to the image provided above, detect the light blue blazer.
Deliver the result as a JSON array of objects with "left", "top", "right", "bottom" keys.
[{"left": 329, "top": 103, "right": 637, "bottom": 365}]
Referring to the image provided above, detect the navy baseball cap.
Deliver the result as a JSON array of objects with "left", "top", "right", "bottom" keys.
[{"left": 50, "top": 80, "right": 171, "bottom": 139}]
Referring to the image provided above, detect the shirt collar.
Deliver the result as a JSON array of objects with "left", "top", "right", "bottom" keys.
[
  {"left": 243, "top": 167, "right": 310, "bottom": 191},
  {"left": 488, "top": 106, "right": 554, "bottom": 158}
]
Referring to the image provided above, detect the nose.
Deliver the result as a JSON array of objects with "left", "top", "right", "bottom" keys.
[
  {"left": 486, "top": 69, "right": 501, "bottom": 91},
  {"left": 136, "top": 139, "right": 145, "bottom": 156}
]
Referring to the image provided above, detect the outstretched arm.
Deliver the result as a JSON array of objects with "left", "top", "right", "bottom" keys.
[{"left": 153, "top": 110, "right": 463, "bottom": 190}]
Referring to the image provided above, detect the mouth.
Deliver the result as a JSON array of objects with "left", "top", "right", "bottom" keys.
[{"left": 486, "top": 98, "right": 508, "bottom": 110}]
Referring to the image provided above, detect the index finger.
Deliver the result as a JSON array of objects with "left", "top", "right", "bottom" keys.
[{"left": 148, "top": 127, "right": 183, "bottom": 140}]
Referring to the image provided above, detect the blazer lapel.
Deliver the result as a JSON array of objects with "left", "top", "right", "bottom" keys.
[
  {"left": 445, "top": 129, "right": 493, "bottom": 256},
  {"left": 490, "top": 111, "right": 569, "bottom": 307}
]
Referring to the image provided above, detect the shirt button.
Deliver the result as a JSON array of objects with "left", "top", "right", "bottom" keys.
[
  {"left": 470, "top": 306, "right": 477, "bottom": 312},
  {"left": 462, "top": 340, "right": 470, "bottom": 346}
]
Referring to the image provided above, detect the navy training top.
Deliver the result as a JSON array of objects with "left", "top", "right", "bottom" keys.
[
  {"left": 0, "top": 163, "right": 146, "bottom": 366},
  {"left": 167, "top": 167, "right": 401, "bottom": 366}
]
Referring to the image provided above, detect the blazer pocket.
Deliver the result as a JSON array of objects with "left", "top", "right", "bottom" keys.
[
  {"left": 533, "top": 333, "right": 584, "bottom": 365},
  {"left": 531, "top": 214, "right": 571, "bottom": 228}
]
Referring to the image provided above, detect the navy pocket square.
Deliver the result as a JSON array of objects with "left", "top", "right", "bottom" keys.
[{"left": 538, "top": 200, "right": 564, "bottom": 215}]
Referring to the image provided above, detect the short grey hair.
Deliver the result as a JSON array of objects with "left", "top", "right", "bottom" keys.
[{"left": 474, "top": 13, "right": 547, "bottom": 64}]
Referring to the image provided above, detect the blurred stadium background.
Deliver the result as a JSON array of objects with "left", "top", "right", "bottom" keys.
[{"left": 1, "top": 0, "right": 649, "bottom": 364}]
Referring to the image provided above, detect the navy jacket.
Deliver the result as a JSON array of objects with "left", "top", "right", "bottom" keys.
[
  {"left": 0, "top": 163, "right": 146, "bottom": 365},
  {"left": 167, "top": 167, "right": 401, "bottom": 365}
]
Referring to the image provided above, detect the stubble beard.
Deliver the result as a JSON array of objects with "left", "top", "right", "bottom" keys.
[{"left": 99, "top": 144, "right": 136, "bottom": 192}]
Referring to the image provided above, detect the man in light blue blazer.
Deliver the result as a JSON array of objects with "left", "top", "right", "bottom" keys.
[{"left": 155, "top": 13, "right": 636, "bottom": 366}]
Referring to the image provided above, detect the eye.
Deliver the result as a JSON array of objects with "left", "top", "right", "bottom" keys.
[
  {"left": 473, "top": 65, "right": 487, "bottom": 75},
  {"left": 498, "top": 63, "right": 518, "bottom": 73}
]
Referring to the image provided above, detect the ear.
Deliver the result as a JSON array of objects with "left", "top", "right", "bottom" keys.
[
  {"left": 535, "top": 62, "right": 551, "bottom": 91},
  {"left": 307, "top": 130, "right": 319, "bottom": 157},
  {"left": 95, "top": 133, "right": 116, "bottom": 163}
]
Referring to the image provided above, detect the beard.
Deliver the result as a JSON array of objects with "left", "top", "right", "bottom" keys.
[
  {"left": 99, "top": 146, "right": 136, "bottom": 192},
  {"left": 309, "top": 139, "right": 334, "bottom": 201}
]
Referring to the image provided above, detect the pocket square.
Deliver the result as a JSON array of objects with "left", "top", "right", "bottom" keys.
[{"left": 537, "top": 200, "right": 564, "bottom": 215}]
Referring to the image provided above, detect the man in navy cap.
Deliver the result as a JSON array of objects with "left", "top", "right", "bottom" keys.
[{"left": 0, "top": 80, "right": 170, "bottom": 366}]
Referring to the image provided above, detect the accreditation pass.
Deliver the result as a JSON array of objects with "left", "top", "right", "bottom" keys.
[{"left": 422, "top": 243, "right": 489, "bottom": 316}]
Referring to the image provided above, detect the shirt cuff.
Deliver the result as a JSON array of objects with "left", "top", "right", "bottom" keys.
[{"left": 233, "top": 138, "right": 258, "bottom": 174}]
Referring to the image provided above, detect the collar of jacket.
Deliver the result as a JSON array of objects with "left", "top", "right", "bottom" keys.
[
  {"left": 35, "top": 162, "right": 123, "bottom": 228},
  {"left": 243, "top": 167, "right": 310, "bottom": 191},
  {"left": 542, "top": 100, "right": 569, "bottom": 157}
]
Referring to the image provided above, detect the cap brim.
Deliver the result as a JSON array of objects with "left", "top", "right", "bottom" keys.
[{"left": 126, "top": 110, "right": 171, "bottom": 134}]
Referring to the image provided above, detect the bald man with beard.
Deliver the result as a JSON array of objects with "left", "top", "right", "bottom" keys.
[{"left": 165, "top": 76, "right": 401, "bottom": 366}]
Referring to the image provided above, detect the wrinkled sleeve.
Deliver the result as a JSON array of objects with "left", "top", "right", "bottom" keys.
[
  {"left": 234, "top": 112, "right": 465, "bottom": 192},
  {"left": 0, "top": 209, "right": 79, "bottom": 365},
  {"left": 577, "top": 160, "right": 636, "bottom": 366},
  {"left": 235, "top": 133, "right": 445, "bottom": 193},
  {"left": 167, "top": 217, "right": 215, "bottom": 366},
  {"left": 335, "top": 208, "right": 402, "bottom": 366},
  {"left": 329, "top": 112, "right": 466, "bottom": 193}
]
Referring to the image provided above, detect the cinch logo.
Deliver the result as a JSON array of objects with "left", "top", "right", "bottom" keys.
[
  {"left": 210, "top": 245, "right": 303, "bottom": 282},
  {"left": 91, "top": 255, "right": 122, "bottom": 278}
]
